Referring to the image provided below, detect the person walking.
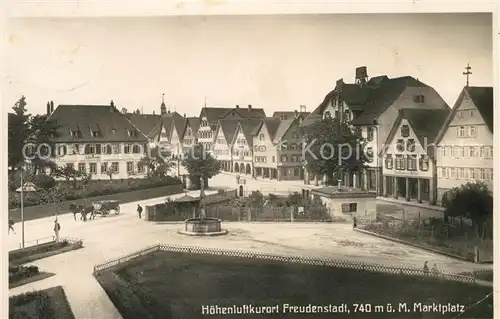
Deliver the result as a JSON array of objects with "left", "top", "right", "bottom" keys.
[
  {"left": 54, "top": 219, "right": 61, "bottom": 240},
  {"left": 137, "top": 204, "right": 143, "bottom": 219},
  {"left": 8, "top": 218, "right": 15, "bottom": 234},
  {"left": 423, "top": 261, "right": 429, "bottom": 274},
  {"left": 352, "top": 216, "right": 357, "bottom": 229}
]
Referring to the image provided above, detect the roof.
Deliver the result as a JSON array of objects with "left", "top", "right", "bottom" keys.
[
  {"left": 299, "top": 113, "right": 322, "bottom": 128},
  {"left": 311, "top": 186, "right": 375, "bottom": 198},
  {"left": 174, "top": 194, "right": 199, "bottom": 203},
  {"left": 187, "top": 117, "right": 201, "bottom": 134},
  {"left": 350, "top": 76, "right": 429, "bottom": 125},
  {"left": 171, "top": 115, "right": 187, "bottom": 139},
  {"left": 434, "top": 86, "right": 494, "bottom": 145},
  {"left": 381, "top": 108, "right": 450, "bottom": 157},
  {"left": 125, "top": 113, "right": 161, "bottom": 138},
  {"left": 226, "top": 107, "right": 266, "bottom": 119},
  {"left": 201, "top": 107, "right": 233, "bottom": 123},
  {"left": 273, "top": 119, "right": 297, "bottom": 143},
  {"left": 48, "top": 104, "right": 148, "bottom": 143},
  {"left": 272, "top": 111, "right": 310, "bottom": 120},
  {"left": 466, "top": 86, "right": 493, "bottom": 133},
  {"left": 217, "top": 119, "right": 240, "bottom": 145},
  {"left": 237, "top": 118, "right": 263, "bottom": 146},
  {"left": 261, "top": 117, "right": 282, "bottom": 140}
]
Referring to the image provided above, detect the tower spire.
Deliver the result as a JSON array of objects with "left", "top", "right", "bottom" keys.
[
  {"left": 204, "top": 96, "right": 207, "bottom": 108},
  {"left": 160, "top": 93, "right": 167, "bottom": 115},
  {"left": 463, "top": 63, "right": 472, "bottom": 87}
]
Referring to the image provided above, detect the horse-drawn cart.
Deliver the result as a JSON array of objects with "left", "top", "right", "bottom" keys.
[{"left": 92, "top": 200, "right": 121, "bottom": 217}]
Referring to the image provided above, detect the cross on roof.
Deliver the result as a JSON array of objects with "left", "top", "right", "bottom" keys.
[{"left": 463, "top": 63, "right": 472, "bottom": 87}]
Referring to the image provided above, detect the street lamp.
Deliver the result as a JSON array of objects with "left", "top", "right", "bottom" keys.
[{"left": 15, "top": 165, "right": 38, "bottom": 249}]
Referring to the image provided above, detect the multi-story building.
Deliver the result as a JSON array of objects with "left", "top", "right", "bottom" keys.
[
  {"left": 154, "top": 111, "right": 184, "bottom": 151},
  {"left": 212, "top": 119, "right": 240, "bottom": 172},
  {"left": 181, "top": 117, "right": 200, "bottom": 154},
  {"left": 272, "top": 106, "right": 309, "bottom": 120},
  {"left": 46, "top": 101, "right": 149, "bottom": 180},
  {"left": 231, "top": 119, "right": 262, "bottom": 176},
  {"left": 380, "top": 108, "right": 449, "bottom": 205},
  {"left": 125, "top": 112, "right": 162, "bottom": 147},
  {"left": 435, "top": 86, "right": 494, "bottom": 202},
  {"left": 305, "top": 66, "right": 449, "bottom": 193},
  {"left": 252, "top": 116, "right": 304, "bottom": 180},
  {"left": 197, "top": 105, "right": 266, "bottom": 152}
]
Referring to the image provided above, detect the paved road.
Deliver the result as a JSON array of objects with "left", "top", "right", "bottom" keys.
[{"left": 9, "top": 176, "right": 492, "bottom": 318}]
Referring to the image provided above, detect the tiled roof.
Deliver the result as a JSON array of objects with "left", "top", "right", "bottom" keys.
[
  {"left": 273, "top": 119, "right": 296, "bottom": 143},
  {"left": 125, "top": 113, "right": 161, "bottom": 138},
  {"left": 201, "top": 107, "right": 233, "bottom": 123},
  {"left": 217, "top": 119, "right": 240, "bottom": 145},
  {"left": 157, "top": 112, "right": 183, "bottom": 142},
  {"left": 238, "top": 118, "right": 264, "bottom": 146},
  {"left": 381, "top": 108, "right": 450, "bottom": 157},
  {"left": 49, "top": 104, "right": 148, "bottom": 143},
  {"left": 226, "top": 107, "right": 266, "bottom": 119},
  {"left": 272, "top": 111, "right": 310, "bottom": 119},
  {"left": 299, "top": 113, "right": 322, "bottom": 128},
  {"left": 350, "top": 76, "right": 428, "bottom": 126},
  {"left": 187, "top": 117, "right": 201, "bottom": 134},
  {"left": 263, "top": 117, "right": 282, "bottom": 140},
  {"left": 466, "top": 86, "right": 493, "bottom": 133},
  {"left": 172, "top": 115, "right": 187, "bottom": 139}
]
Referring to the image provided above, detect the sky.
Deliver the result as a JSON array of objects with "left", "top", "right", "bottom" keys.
[{"left": 4, "top": 13, "right": 493, "bottom": 117}]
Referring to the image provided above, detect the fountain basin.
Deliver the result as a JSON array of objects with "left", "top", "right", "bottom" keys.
[{"left": 178, "top": 217, "right": 228, "bottom": 236}]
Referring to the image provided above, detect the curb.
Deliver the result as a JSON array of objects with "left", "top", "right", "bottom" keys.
[{"left": 354, "top": 228, "right": 472, "bottom": 262}]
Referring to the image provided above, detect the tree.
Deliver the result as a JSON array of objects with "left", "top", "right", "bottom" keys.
[
  {"left": 139, "top": 146, "right": 175, "bottom": 182},
  {"left": 181, "top": 145, "right": 220, "bottom": 189},
  {"left": 25, "top": 113, "right": 61, "bottom": 174},
  {"left": 106, "top": 167, "right": 116, "bottom": 180},
  {"left": 53, "top": 165, "right": 84, "bottom": 188},
  {"left": 39, "top": 184, "right": 68, "bottom": 217},
  {"left": 301, "top": 117, "right": 368, "bottom": 185},
  {"left": 8, "top": 96, "right": 30, "bottom": 169},
  {"left": 442, "top": 181, "right": 493, "bottom": 240}
]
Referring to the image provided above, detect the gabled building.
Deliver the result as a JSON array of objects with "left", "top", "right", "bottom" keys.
[
  {"left": 211, "top": 119, "right": 240, "bottom": 172},
  {"left": 304, "top": 66, "right": 449, "bottom": 193},
  {"left": 434, "top": 86, "right": 494, "bottom": 202},
  {"left": 252, "top": 116, "right": 304, "bottom": 181},
  {"left": 154, "top": 111, "right": 184, "bottom": 150},
  {"left": 197, "top": 105, "right": 266, "bottom": 152},
  {"left": 46, "top": 101, "right": 149, "bottom": 180},
  {"left": 181, "top": 117, "right": 200, "bottom": 154},
  {"left": 169, "top": 115, "right": 188, "bottom": 158},
  {"left": 272, "top": 106, "right": 309, "bottom": 120},
  {"left": 125, "top": 113, "right": 162, "bottom": 146},
  {"left": 381, "top": 108, "right": 450, "bottom": 205},
  {"left": 230, "top": 118, "right": 262, "bottom": 176}
]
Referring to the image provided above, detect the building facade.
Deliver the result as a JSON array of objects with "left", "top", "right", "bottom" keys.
[
  {"left": 381, "top": 108, "right": 449, "bottom": 205},
  {"left": 212, "top": 119, "right": 240, "bottom": 172},
  {"left": 44, "top": 101, "right": 149, "bottom": 180},
  {"left": 231, "top": 119, "right": 262, "bottom": 176},
  {"left": 435, "top": 86, "right": 494, "bottom": 202},
  {"left": 252, "top": 117, "right": 281, "bottom": 179}
]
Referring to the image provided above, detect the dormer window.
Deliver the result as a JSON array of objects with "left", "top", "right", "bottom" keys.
[
  {"left": 401, "top": 125, "right": 410, "bottom": 137},
  {"left": 70, "top": 129, "right": 79, "bottom": 137},
  {"left": 128, "top": 129, "right": 137, "bottom": 137},
  {"left": 413, "top": 94, "right": 425, "bottom": 103},
  {"left": 91, "top": 130, "right": 100, "bottom": 137}
]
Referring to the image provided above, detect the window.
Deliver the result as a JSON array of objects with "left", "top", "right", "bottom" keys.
[
  {"left": 263, "top": 157, "right": 267, "bottom": 163},
  {"left": 290, "top": 155, "right": 296, "bottom": 162},
  {"left": 413, "top": 94, "right": 425, "bottom": 103},
  {"left": 124, "top": 144, "right": 131, "bottom": 154},
  {"left": 272, "top": 156, "right": 275, "bottom": 163},
  {"left": 480, "top": 168, "right": 486, "bottom": 180},
  {"left": 463, "top": 147, "right": 470, "bottom": 159},
  {"left": 112, "top": 144, "right": 120, "bottom": 154},
  {"left": 334, "top": 111, "right": 339, "bottom": 119},
  {"left": 66, "top": 163, "right": 75, "bottom": 170},
  {"left": 127, "top": 162, "right": 134, "bottom": 173},
  {"left": 438, "top": 167, "right": 443, "bottom": 178},
  {"left": 401, "top": 125, "right": 410, "bottom": 137},
  {"left": 367, "top": 127, "right": 374, "bottom": 141},
  {"left": 291, "top": 133, "right": 298, "bottom": 139},
  {"left": 78, "top": 163, "right": 86, "bottom": 173},
  {"left": 457, "top": 126, "right": 466, "bottom": 137},
  {"left": 128, "top": 129, "right": 137, "bottom": 137},
  {"left": 136, "top": 162, "right": 144, "bottom": 173},
  {"left": 396, "top": 139, "right": 405, "bottom": 152},
  {"left": 259, "top": 134, "right": 264, "bottom": 141},
  {"left": 91, "top": 130, "right": 100, "bottom": 137},
  {"left": 133, "top": 144, "right": 142, "bottom": 153},
  {"left": 111, "top": 162, "right": 119, "bottom": 173},
  {"left": 324, "top": 111, "right": 332, "bottom": 119},
  {"left": 344, "top": 110, "right": 350, "bottom": 121},
  {"left": 406, "top": 139, "right": 416, "bottom": 152},
  {"left": 419, "top": 155, "right": 429, "bottom": 171},
  {"left": 485, "top": 169, "right": 492, "bottom": 180},
  {"left": 290, "top": 143, "right": 297, "bottom": 151},
  {"left": 101, "top": 162, "right": 108, "bottom": 174},
  {"left": 481, "top": 146, "right": 492, "bottom": 158},
  {"left": 89, "top": 144, "right": 97, "bottom": 154},
  {"left": 89, "top": 163, "right": 97, "bottom": 174},
  {"left": 341, "top": 203, "right": 358, "bottom": 213},
  {"left": 294, "top": 168, "right": 300, "bottom": 176},
  {"left": 395, "top": 155, "right": 404, "bottom": 170},
  {"left": 471, "top": 168, "right": 478, "bottom": 179},
  {"left": 469, "top": 126, "right": 477, "bottom": 137},
  {"left": 281, "top": 142, "right": 288, "bottom": 151},
  {"left": 407, "top": 155, "right": 417, "bottom": 171},
  {"left": 469, "top": 110, "right": 474, "bottom": 117},
  {"left": 450, "top": 168, "right": 456, "bottom": 179},
  {"left": 385, "top": 155, "right": 393, "bottom": 169}
]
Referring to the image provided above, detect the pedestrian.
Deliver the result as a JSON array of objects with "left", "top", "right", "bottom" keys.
[
  {"left": 353, "top": 216, "right": 357, "bottom": 229},
  {"left": 54, "top": 219, "right": 61, "bottom": 240},
  {"left": 8, "top": 218, "right": 15, "bottom": 234},
  {"left": 431, "top": 263, "right": 439, "bottom": 275},
  {"left": 137, "top": 204, "right": 143, "bottom": 219},
  {"left": 423, "top": 261, "right": 429, "bottom": 274},
  {"left": 236, "top": 174, "right": 240, "bottom": 184}
]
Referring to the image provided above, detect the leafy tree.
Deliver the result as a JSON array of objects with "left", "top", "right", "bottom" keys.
[
  {"left": 181, "top": 145, "right": 220, "bottom": 189},
  {"left": 53, "top": 165, "right": 84, "bottom": 188},
  {"left": 25, "top": 113, "right": 61, "bottom": 174},
  {"left": 39, "top": 184, "right": 68, "bottom": 217},
  {"left": 8, "top": 96, "right": 30, "bottom": 169},
  {"left": 286, "top": 192, "right": 302, "bottom": 206},
  {"left": 442, "top": 181, "right": 493, "bottom": 240},
  {"left": 301, "top": 117, "right": 368, "bottom": 185},
  {"left": 106, "top": 167, "right": 116, "bottom": 180},
  {"left": 139, "top": 146, "right": 175, "bottom": 182},
  {"left": 31, "top": 174, "right": 56, "bottom": 190}
]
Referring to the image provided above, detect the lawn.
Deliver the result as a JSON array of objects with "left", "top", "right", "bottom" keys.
[
  {"left": 96, "top": 250, "right": 493, "bottom": 319},
  {"left": 9, "top": 286, "right": 75, "bottom": 319}
]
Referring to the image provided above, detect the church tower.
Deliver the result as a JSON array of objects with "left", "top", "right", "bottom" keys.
[{"left": 160, "top": 93, "right": 167, "bottom": 115}]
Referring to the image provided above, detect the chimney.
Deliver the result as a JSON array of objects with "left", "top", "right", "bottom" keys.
[
  {"left": 235, "top": 104, "right": 240, "bottom": 109},
  {"left": 294, "top": 110, "right": 298, "bottom": 118},
  {"left": 184, "top": 113, "right": 186, "bottom": 118},
  {"left": 248, "top": 104, "right": 252, "bottom": 111},
  {"left": 46, "top": 102, "right": 51, "bottom": 115},
  {"left": 153, "top": 110, "right": 156, "bottom": 115},
  {"left": 299, "top": 105, "right": 307, "bottom": 113},
  {"left": 336, "top": 78, "right": 344, "bottom": 90},
  {"left": 110, "top": 100, "right": 115, "bottom": 112},
  {"left": 355, "top": 66, "right": 368, "bottom": 87},
  {"left": 50, "top": 101, "right": 54, "bottom": 113}
]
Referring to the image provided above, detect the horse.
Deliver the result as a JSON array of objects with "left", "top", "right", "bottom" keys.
[{"left": 69, "top": 203, "right": 81, "bottom": 221}]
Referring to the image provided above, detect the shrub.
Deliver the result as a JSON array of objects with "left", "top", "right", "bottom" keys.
[
  {"left": 32, "top": 174, "right": 56, "bottom": 190},
  {"left": 10, "top": 290, "right": 55, "bottom": 319},
  {"left": 9, "top": 265, "right": 40, "bottom": 282}
]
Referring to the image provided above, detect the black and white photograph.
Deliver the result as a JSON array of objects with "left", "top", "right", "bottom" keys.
[{"left": 4, "top": 3, "right": 497, "bottom": 319}]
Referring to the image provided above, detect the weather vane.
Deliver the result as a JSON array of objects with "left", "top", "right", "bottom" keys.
[{"left": 463, "top": 63, "right": 472, "bottom": 87}]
